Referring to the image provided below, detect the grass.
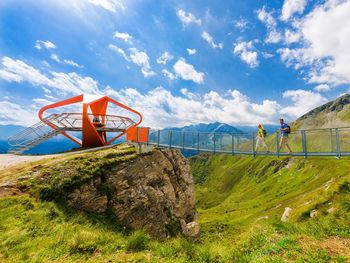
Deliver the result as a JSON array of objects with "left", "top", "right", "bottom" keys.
[{"left": 0, "top": 145, "right": 349, "bottom": 262}]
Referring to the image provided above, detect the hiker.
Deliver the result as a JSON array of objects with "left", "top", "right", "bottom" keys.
[
  {"left": 255, "top": 124, "right": 269, "bottom": 153},
  {"left": 279, "top": 118, "right": 292, "bottom": 154}
]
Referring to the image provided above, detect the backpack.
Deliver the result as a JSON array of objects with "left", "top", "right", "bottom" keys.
[
  {"left": 286, "top": 125, "right": 291, "bottom": 134},
  {"left": 262, "top": 129, "right": 267, "bottom": 137}
]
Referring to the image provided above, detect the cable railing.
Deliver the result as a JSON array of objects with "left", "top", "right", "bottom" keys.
[{"left": 146, "top": 127, "right": 350, "bottom": 158}]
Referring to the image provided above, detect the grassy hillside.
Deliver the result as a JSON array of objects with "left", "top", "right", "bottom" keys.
[
  {"left": 292, "top": 94, "right": 350, "bottom": 130},
  {"left": 191, "top": 154, "right": 350, "bottom": 261},
  {"left": 0, "top": 147, "right": 349, "bottom": 262}
]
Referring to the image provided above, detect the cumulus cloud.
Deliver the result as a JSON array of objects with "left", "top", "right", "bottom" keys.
[
  {"left": 88, "top": 0, "right": 125, "bottom": 13},
  {"left": 187, "top": 48, "right": 196, "bottom": 55},
  {"left": 233, "top": 41, "right": 259, "bottom": 68},
  {"left": 176, "top": 9, "right": 201, "bottom": 26},
  {"left": 201, "top": 31, "right": 223, "bottom": 49},
  {"left": 257, "top": 6, "right": 282, "bottom": 44},
  {"left": 278, "top": 0, "right": 350, "bottom": 86},
  {"left": 109, "top": 45, "right": 155, "bottom": 78},
  {"left": 105, "top": 86, "right": 282, "bottom": 128},
  {"left": 35, "top": 40, "right": 56, "bottom": 50},
  {"left": 281, "top": 89, "right": 327, "bottom": 118},
  {"left": 284, "top": 29, "right": 301, "bottom": 44},
  {"left": 156, "top": 51, "right": 174, "bottom": 65},
  {"left": 129, "top": 48, "right": 156, "bottom": 78},
  {"left": 114, "top": 31, "right": 133, "bottom": 43},
  {"left": 162, "top": 69, "right": 177, "bottom": 80},
  {"left": 173, "top": 58, "right": 204, "bottom": 84},
  {"left": 281, "top": 0, "right": 307, "bottom": 21},
  {"left": 314, "top": 84, "right": 331, "bottom": 92},
  {"left": 0, "top": 101, "right": 37, "bottom": 126},
  {"left": 0, "top": 56, "right": 99, "bottom": 96},
  {"left": 234, "top": 18, "right": 248, "bottom": 31}
]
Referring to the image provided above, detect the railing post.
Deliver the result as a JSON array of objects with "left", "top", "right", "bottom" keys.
[
  {"left": 137, "top": 127, "right": 140, "bottom": 143},
  {"left": 157, "top": 130, "right": 160, "bottom": 147},
  {"left": 232, "top": 133, "right": 235, "bottom": 155},
  {"left": 335, "top": 128, "right": 340, "bottom": 158},
  {"left": 197, "top": 132, "right": 200, "bottom": 153},
  {"left": 330, "top": 128, "right": 333, "bottom": 153},
  {"left": 302, "top": 130, "right": 308, "bottom": 159},
  {"left": 276, "top": 132, "right": 280, "bottom": 158},
  {"left": 182, "top": 132, "right": 185, "bottom": 151},
  {"left": 169, "top": 131, "right": 172, "bottom": 149},
  {"left": 213, "top": 133, "right": 216, "bottom": 153},
  {"left": 252, "top": 132, "right": 256, "bottom": 157}
]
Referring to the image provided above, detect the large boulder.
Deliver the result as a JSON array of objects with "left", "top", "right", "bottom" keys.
[{"left": 67, "top": 148, "right": 198, "bottom": 240}]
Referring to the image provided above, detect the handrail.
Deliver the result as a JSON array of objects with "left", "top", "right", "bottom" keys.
[{"left": 147, "top": 127, "right": 350, "bottom": 158}]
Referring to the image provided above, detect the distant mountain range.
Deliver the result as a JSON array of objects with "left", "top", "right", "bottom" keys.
[{"left": 164, "top": 122, "right": 244, "bottom": 134}]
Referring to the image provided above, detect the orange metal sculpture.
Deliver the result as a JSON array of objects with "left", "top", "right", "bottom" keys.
[{"left": 38, "top": 94, "right": 147, "bottom": 147}]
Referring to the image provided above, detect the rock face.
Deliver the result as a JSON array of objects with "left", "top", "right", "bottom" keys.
[{"left": 67, "top": 148, "right": 198, "bottom": 240}]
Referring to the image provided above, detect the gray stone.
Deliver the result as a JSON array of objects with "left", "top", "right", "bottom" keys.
[
  {"left": 66, "top": 148, "right": 198, "bottom": 240},
  {"left": 281, "top": 207, "right": 292, "bottom": 222}
]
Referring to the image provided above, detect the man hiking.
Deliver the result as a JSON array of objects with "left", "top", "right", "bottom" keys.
[
  {"left": 255, "top": 124, "right": 269, "bottom": 153},
  {"left": 279, "top": 118, "right": 292, "bottom": 154}
]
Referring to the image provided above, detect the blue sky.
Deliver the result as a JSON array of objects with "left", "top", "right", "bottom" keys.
[{"left": 0, "top": 0, "right": 349, "bottom": 128}]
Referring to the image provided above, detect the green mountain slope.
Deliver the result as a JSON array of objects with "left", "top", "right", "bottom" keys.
[
  {"left": 293, "top": 94, "right": 350, "bottom": 130},
  {"left": 191, "top": 154, "right": 350, "bottom": 261}
]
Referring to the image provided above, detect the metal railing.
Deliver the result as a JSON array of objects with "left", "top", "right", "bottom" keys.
[{"left": 146, "top": 127, "right": 350, "bottom": 158}]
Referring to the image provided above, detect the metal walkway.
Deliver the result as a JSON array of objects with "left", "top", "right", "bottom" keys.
[
  {"left": 7, "top": 113, "right": 135, "bottom": 154},
  {"left": 146, "top": 127, "right": 350, "bottom": 158}
]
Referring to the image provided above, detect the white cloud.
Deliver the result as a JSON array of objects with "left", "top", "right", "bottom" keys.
[
  {"left": 63, "top": 59, "right": 84, "bottom": 68},
  {"left": 262, "top": 52, "right": 274, "bottom": 59},
  {"left": 234, "top": 18, "right": 248, "bottom": 31},
  {"left": 281, "top": 0, "right": 307, "bottom": 21},
  {"left": 88, "top": 0, "right": 125, "bottom": 13},
  {"left": 314, "top": 84, "right": 331, "bottom": 92},
  {"left": 176, "top": 9, "right": 201, "bottom": 26},
  {"left": 0, "top": 101, "right": 37, "bottom": 126},
  {"left": 0, "top": 56, "right": 100, "bottom": 96},
  {"left": 157, "top": 51, "right": 174, "bottom": 65},
  {"left": 187, "top": 48, "right": 196, "bottom": 55},
  {"left": 233, "top": 41, "right": 259, "bottom": 68},
  {"left": 281, "top": 89, "right": 327, "bottom": 118},
  {"left": 266, "top": 30, "right": 283, "bottom": 44},
  {"left": 201, "top": 31, "right": 223, "bottom": 49},
  {"left": 50, "top": 54, "right": 61, "bottom": 63},
  {"left": 278, "top": 0, "right": 350, "bottom": 86},
  {"left": 129, "top": 48, "right": 156, "bottom": 78},
  {"left": 108, "top": 44, "right": 130, "bottom": 61},
  {"left": 257, "top": 6, "right": 282, "bottom": 44},
  {"left": 284, "top": 29, "right": 301, "bottom": 44},
  {"left": 104, "top": 86, "right": 282, "bottom": 128},
  {"left": 109, "top": 45, "right": 156, "bottom": 78},
  {"left": 114, "top": 31, "right": 133, "bottom": 43},
  {"left": 257, "top": 6, "right": 276, "bottom": 28},
  {"left": 35, "top": 40, "right": 56, "bottom": 50},
  {"left": 162, "top": 69, "right": 177, "bottom": 80},
  {"left": 173, "top": 58, "right": 204, "bottom": 84},
  {"left": 50, "top": 54, "right": 83, "bottom": 68}
]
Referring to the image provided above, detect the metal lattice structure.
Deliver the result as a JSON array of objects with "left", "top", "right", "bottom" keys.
[
  {"left": 7, "top": 94, "right": 144, "bottom": 154},
  {"left": 7, "top": 113, "right": 136, "bottom": 154}
]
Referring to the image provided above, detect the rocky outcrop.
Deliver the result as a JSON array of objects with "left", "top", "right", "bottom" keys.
[{"left": 67, "top": 148, "right": 198, "bottom": 240}]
